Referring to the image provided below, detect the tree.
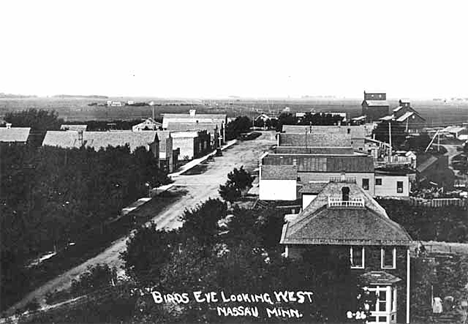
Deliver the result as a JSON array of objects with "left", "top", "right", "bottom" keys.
[
  {"left": 298, "top": 112, "right": 344, "bottom": 126},
  {"left": 121, "top": 223, "right": 177, "bottom": 286},
  {"left": 179, "top": 198, "right": 227, "bottom": 246},
  {"left": 225, "top": 116, "right": 252, "bottom": 140},
  {"left": 276, "top": 112, "right": 296, "bottom": 131},
  {"left": 4, "top": 109, "right": 64, "bottom": 147},
  {"left": 219, "top": 166, "right": 254, "bottom": 202},
  {"left": 71, "top": 264, "right": 118, "bottom": 296}
]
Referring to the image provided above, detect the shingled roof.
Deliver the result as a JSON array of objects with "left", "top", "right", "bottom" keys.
[
  {"left": 0, "top": 127, "right": 31, "bottom": 143},
  {"left": 262, "top": 154, "right": 374, "bottom": 173},
  {"left": 275, "top": 146, "right": 355, "bottom": 155},
  {"left": 364, "top": 100, "right": 390, "bottom": 107},
  {"left": 43, "top": 131, "right": 158, "bottom": 152},
  {"left": 282, "top": 125, "right": 366, "bottom": 138},
  {"left": 162, "top": 112, "right": 226, "bottom": 132},
  {"left": 280, "top": 182, "right": 412, "bottom": 246},
  {"left": 261, "top": 165, "right": 297, "bottom": 180},
  {"left": 299, "top": 182, "right": 327, "bottom": 194},
  {"left": 278, "top": 133, "right": 351, "bottom": 147}
]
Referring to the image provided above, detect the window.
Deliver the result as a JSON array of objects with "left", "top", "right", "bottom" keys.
[
  {"left": 378, "top": 290, "right": 387, "bottom": 312},
  {"left": 367, "top": 286, "right": 393, "bottom": 323},
  {"left": 350, "top": 246, "right": 364, "bottom": 268},
  {"left": 342, "top": 187, "right": 350, "bottom": 201},
  {"left": 376, "top": 178, "right": 382, "bottom": 186},
  {"left": 347, "top": 128, "right": 351, "bottom": 134},
  {"left": 381, "top": 247, "right": 396, "bottom": 269},
  {"left": 397, "top": 181, "right": 404, "bottom": 193},
  {"left": 362, "top": 178, "right": 369, "bottom": 190}
]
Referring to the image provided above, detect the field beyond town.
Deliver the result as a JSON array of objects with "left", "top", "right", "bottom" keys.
[{"left": 1, "top": 96, "right": 468, "bottom": 126}]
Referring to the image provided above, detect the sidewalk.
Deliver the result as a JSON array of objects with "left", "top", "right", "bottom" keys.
[{"left": 168, "top": 140, "right": 237, "bottom": 178}]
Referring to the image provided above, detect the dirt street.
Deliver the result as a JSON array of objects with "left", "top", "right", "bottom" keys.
[{"left": 8, "top": 131, "right": 276, "bottom": 313}]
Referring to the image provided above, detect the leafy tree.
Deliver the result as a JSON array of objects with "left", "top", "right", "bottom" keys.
[
  {"left": 70, "top": 264, "right": 118, "bottom": 296},
  {"left": 276, "top": 112, "right": 296, "bottom": 131},
  {"left": 298, "top": 112, "right": 344, "bottom": 126},
  {"left": 121, "top": 223, "right": 177, "bottom": 286},
  {"left": 219, "top": 166, "right": 254, "bottom": 202},
  {"left": 225, "top": 116, "right": 252, "bottom": 140},
  {"left": 0, "top": 143, "right": 170, "bottom": 311},
  {"left": 179, "top": 198, "right": 227, "bottom": 246}
]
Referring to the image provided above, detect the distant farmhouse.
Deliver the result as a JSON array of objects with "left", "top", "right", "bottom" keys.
[
  {"left": 132, "top": 118, "right": 162, "bottom": 132},
  {"left": 0, "top": 123, "right": 31, "bottom": 145},
  {"left": 162, "top": 110, "right": 227, "bottom": 147},
  {"left": 362, "top": 91, "right": 390, "bottom": 122},
  {"left": 106, "top": 101, "right": 123, "bottom": 107}
]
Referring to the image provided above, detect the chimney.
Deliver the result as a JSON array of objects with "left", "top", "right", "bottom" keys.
[
  {"left": 78, "top": 130, "right": 84, "bottom": 146},
  {"left": 338, "top": 120, "right": 341, "bottom": 127},
  {"left": 189, "top": 109, "right": 196, "bottom": 117},
  {"left": 6, "top": 123, "right": 12, "bottom": 129}
]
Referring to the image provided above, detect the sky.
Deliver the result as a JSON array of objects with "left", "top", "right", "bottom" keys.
[{"left": 1, "top": 0, "right": 467, "bottom": 99}]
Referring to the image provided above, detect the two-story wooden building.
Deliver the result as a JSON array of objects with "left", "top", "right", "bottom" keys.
[{"left": 281, "top": 180, "right": 412, "bottom": 324}]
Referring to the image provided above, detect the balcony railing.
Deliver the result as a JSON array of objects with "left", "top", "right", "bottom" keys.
[
  {"left": 329, "top": 177, "right": 356, "bottom": 183},
  {"left": 328, "top": 197, "right": 364, "bottom": 208}
]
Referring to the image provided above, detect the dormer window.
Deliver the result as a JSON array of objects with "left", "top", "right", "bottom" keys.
[{"left": 342, "top": 187, "right": 350, "bottom": 201}]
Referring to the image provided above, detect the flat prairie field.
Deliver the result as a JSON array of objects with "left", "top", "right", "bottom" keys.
[{"left": 0, "top": 97, "right": 467, "bottom": 126}]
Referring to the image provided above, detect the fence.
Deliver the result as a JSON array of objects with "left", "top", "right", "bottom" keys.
[{"left": 409, "top": 197, "right": 468, "bottom": 208}]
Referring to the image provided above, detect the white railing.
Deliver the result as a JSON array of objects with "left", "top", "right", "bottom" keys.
[
  {"left": 328, "top": 197, "right": 365, "bottom": 208},
  {"left": 329, "top": 177, "right": 356, "bottom": 183}
]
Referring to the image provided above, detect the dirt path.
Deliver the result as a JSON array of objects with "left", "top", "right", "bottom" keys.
[{"left": 7, "top": 132, "right": 276, "bottom": 314}]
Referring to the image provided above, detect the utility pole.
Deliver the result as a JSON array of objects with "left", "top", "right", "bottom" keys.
[
  {"left": 149, "top": 101, "right": 155, "bottom": 120},
  {"left": 437, "top": 131, "right": 440, "bottom": 152},
  {"left": 388, "top": 122, "right": 392, "bottom": 162}
]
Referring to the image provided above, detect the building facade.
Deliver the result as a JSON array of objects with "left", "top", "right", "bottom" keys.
[{"left": 170, "top": 130, "right": 211, "bottom": 160}]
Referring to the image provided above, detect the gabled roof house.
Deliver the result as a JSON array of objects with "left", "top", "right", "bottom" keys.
[{"left": 281, "top": 180, "right": 412, "bottom": 324}]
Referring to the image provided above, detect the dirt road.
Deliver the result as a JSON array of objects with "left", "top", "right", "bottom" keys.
[{"left": 8, "top": 132, "right": 276, "bottom": 313}]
